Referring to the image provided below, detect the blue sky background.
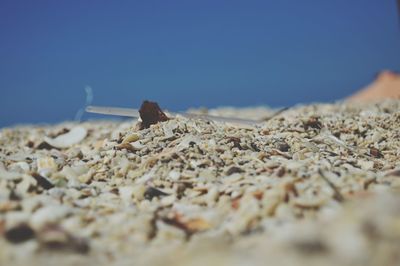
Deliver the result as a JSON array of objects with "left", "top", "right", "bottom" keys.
[{"left": 1, "top": 0, "right": 399, "bottom": 127}]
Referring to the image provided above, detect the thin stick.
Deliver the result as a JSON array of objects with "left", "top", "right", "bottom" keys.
[
  {"left": 86, "top": 106, "right": 140, "bottom": 118},
  {"left": 263, "top": 107, "right": 289, "bottom": 122},
  {"left": 318, "top": 169, "right": 345, "bottom": 202},
  {"left": 86, "top": 105, "right": 263, "bottom": 126}
]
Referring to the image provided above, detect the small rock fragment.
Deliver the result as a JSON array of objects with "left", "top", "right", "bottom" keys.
[
  {"left": 4, "top": 224, "right": 35, "bottom": 244},
  {"left": 303, "top": 116, "right": 322, "bottom": 130},
  {"left": 31, "top": 173, "right": 54, "bottom": 190},
  {"left": 369, "top": 147, "right": 383, "bottom": 158},
  {"left": 36, "top": 141, "right": 57, "bottom": 150},
  {"left": 275, "top": 141, "right": 290, "bottom": 152},
  {"left": 139, "top": 100, "right": 169, "bottom": 129},
  {"left": 226, "top": 166, "right": 245, "bottom": 176},
  {"left": 144, "top": 187, "right": 169, "bottom": 200},
  {"left": 226, "top": 137, "right": 242, "bottom": 149}
]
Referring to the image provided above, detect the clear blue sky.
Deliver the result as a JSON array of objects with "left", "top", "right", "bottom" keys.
[{"left": 1, "top": 0, "right": 399, "bottom": 127}]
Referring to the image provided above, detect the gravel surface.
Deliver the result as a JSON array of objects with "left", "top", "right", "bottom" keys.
[{"left": 1, "top": 100, "right": 400, "bottom": 266}]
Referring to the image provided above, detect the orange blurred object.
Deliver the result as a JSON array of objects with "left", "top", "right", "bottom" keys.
[{"left": 347, "top": 70, "right": 400, "bottom": 103}]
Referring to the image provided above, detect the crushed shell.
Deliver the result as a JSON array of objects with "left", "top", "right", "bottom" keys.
[{"left": 0, "top": 100, "right": 400, "bottom": 266}]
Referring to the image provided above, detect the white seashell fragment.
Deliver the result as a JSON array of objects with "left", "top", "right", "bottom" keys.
[
  {"left": 162, "top": 122, "right": 178, "bottom": 139},
  {"left": 160, "top": 195, "right": 176, "bottom": 206},
  {"left": 130, "top": 142, "right": 145, "bottom": 151},
  {"left": 293, "top": 197, "right": 328, "bottom": 208},
  {"left": 371, "top": 131, "right": 382, "bottom": 143},
  {"left": 8, "top": 162, "right": 30, "bottom": 173},
  {"left": 0, "top": 169, "right": 22, "bottom": 181},
  {"left": 30, "top": 205, "right": 70, "bottom": 229},
  {"left": 122, "top": 133, "right": 140, "bottom": 144},
  {"left": 16, "top": 175, "right": 37, "bottom": 195},
  {"left": 44, "top": 126, "right": 87, "bottom": 148},
  {"left": 357, "top": 160, "right": 374, "bottom": 171},
  {"left": 119, "top": 186, "right": 134, "bottom": 203},
  {"left": 131, "top": 184, "right": 146, "bottom": 200},
  {"left": 37, "top": 157, "right": 57, "bottom": 176},
  {"left": 176, "top": 135, "right": 201, "bottom": 151},
  {"left": 168, "top": 171, "right": 180, "bottom": 181}
]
